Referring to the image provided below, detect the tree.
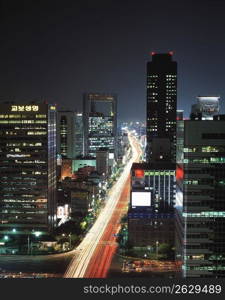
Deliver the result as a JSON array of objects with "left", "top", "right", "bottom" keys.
[{"left": 158, "top": 243, "right": 170, "bottom": 254}]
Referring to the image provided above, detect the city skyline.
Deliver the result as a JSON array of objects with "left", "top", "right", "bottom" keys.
[
  {"left": 2, "top": 0, "right": 225, "bottom": 288},
  {"left": 1, "top": 0, "right": 225, "bottom": 121}
]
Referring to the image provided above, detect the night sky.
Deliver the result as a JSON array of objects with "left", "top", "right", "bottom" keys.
[{"left": 1, "top": 0, "right": 225, "bottom": 122}]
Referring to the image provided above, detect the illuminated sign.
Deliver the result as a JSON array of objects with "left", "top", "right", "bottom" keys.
[
  {"left": 135, "top": 169, "right": 144, "bottom": 178},
  {"left": 50, "top": 106, "right": 56, "bottom": 110},
  {"left": 11, "top": 105, "right": 39, "bottom": 112},
  {"left": 176, "top": 167, "right": 184, "bottom": 180},
  {"left": 109, "top": 153, "right": 114, "bottom": 159},
  {"left": 144, "top": 170, "right": 175, "bottom": 176},
  {"left": 131, "top": 192, "right": 151, "bottom": 207}
]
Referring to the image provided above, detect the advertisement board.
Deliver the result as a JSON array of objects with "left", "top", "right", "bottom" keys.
[{"left": 131, "top": 192, "right": 151, "bottom": 207}]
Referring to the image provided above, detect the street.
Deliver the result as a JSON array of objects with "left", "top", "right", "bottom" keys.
[
  {"left": 0, "top": 132, "right": 142, "bottom": 278},
  {"left": 64, "top": 132, "right": 142, "bottom": 278}
]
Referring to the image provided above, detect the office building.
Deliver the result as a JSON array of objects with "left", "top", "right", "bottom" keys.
[
  {"left": 0, "top": 102, "right": 57, "bottom": 235},
  {"left": 83, "top": 93, "right": 117, "bottom": 160},
  {"left": 175, "top": 97, "right": 225, "bottom": 277},
  {"left": 128, "top": 162, "right": 175, "bottom": 247},
  {"left": 72, "top": 156, "right": 96, "bottom": 173},
  {"left": 57, "top": 110, "right": 75, "bottom": 158},
  {"left": 190, "top": 96, "right": 220, "bottom": 120},
  {"left": 146, "top": 52, "right": 177, "bottom": 163},
  {"left": 74, "top": 112, "right": 84, "bottom": 158},
  {"left": 57, "top": 110, "right": 84, "bottom": 159},
  {"left": 96, "top": 148, "right": 109, "bottom": 176}
]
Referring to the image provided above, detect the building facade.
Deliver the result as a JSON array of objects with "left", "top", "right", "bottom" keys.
[
  {"left": 128, "top": 163, "right": 176, "bottom": 247},
  {"left": 177, "top": 117, "right": 225, "bottom": 277},
  {"left": 146, "top": 52, "right": 177, "bottom": 163},
  {"left": 83, "top": 93, "right": 117, "bottom": 159},
  {"left": 57, "top": 110, "right": 84, "bottom": 159},
  {"left": 0, "top": 102, "right": 57, "bottom": 235}
]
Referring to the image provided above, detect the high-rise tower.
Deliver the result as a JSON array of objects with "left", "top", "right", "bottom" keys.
[
  {"left": 146, "top": 52, "right": 177, "bottom": 163},
  {"left": 83, "top": 93, "right": 117, "bottom": 159},
  {"left": 0, "top": 102, "right": 57, "bottom": 235},
  {"left": 57, "top": 111, "right": 84, "bottom": 159}
]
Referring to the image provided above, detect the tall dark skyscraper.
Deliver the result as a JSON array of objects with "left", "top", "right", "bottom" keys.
[
  {"left": 57, "top": 111, "right": 84, "bottom": 159},
  {"left": 0, "top": 102, "right": 57, "bottom": 235},
  {"left": 57, "top": 110, "right": 76, "bottom": 159},
  {"left": 128, "top": 53, "right": 178, "bottom": 253},
  {"left": 146, "top": 52, "right": 177, "bottom": 163}
]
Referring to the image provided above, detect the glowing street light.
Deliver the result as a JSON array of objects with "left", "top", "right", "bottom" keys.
[
  {"left": 27, "top": 231, "right": 42, "bottom": 254},
  {"left": 156, "top": 241, "right": 159, "bottom": 259},
  {"left": 34, "top": 231, "right": 41, "bottom": 237}
]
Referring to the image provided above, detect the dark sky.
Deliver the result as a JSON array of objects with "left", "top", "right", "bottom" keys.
[{"left": 1, "top": 0, "right": 225, "bottom": 122}]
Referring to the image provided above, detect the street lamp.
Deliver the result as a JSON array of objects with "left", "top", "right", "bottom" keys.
[
  {"left": 27, "top": 231, "right": 42, "bottom": 254},
  {"left": 156, "top": 241, "right": 159, "bottom": 260},
  {"left": 34, "top": 231, "right": 41, "bottom": 237},
  {"left": 62, "top": 233, "right": 71, "bottom": 250},
  {"left": 69, "top": 234, "right": 72, "bottom": 249},
  {"left": 27, "top": 235, "right": 30, "bottom": 254},
  {"left": 3, "top": 235, "right": 9, "bottom": 241}
]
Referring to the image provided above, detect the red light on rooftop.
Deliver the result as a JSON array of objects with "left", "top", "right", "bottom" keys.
[
  {"left": 135, "top": 169, "right": 144, "bottom": 178},
  {"left": 151, "top": 52, "right": 155, "bottom": 56},
  {"left": 169, "top": 51, "right": 174, "bottom": 55}
]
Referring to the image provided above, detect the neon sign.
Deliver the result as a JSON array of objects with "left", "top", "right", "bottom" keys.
[{"left": 11, "top": 105, "right": 39, "bottom": 112}]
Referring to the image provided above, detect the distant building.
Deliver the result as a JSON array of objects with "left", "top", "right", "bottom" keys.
[
  {"left": 60, "top": 159, "right": 73, "bottom": 180},
  {"left": 176, "top": 110, "right": 184, "bottom": 164},
  {"left": 72, "top": 156, "right": 96, "bottom": 173},
  {"left": 190, "top": 96, "right": 220, "bottom": 120},
  {"left": 0, "top": 102, "right": 57, "bottom": 234},
  {"left": 96, "top": 148, "right": 109, "bottom": 176},
  {"left": 70, "top": 189, "right": 91, "bottom": 216},
  {"left": 83, "top": 93, "right": 117, "bottom": 159},
  {"left": 74, "top": 112, "right": 84, "bottom": 158},
  {"left": 57, "top": 110, "right": 84, "bottom": 159},
  {"left": 57, "top": 111, "right": 76, "bottom": 159}
]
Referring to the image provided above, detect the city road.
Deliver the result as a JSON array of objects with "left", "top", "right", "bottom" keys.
[{"left": 64, "top": 132, "right": 142, "bottom": 278}]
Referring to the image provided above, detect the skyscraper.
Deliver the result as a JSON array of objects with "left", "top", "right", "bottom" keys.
[
  {"left": 182, "top": 117, "right": 225, "bottom": 277},
  {"left": 0, "top": 102, "right": 57, "bottom": 235},
  {"left": 74, "top": 112, "right": 84, "bottom": 158},
  {"left": 83, "top": 93, "right": 117, "bottom": 160},
  {"left": 57, "top": 111, "right": 84, "bottom": 159},
  {"left": 175, "top": 97, "right": 225, "bottom": 277},
  {"left": 146, "top": 52, "right": 177, "bottom": 163}
]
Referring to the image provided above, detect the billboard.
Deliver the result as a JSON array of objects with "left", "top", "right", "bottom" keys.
[{"left": 131, "top": 192, "right": 151, "bottom": 207}]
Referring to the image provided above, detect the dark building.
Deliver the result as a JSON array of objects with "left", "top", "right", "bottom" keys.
[
  {"left": 74, "top": 112, "right": 84, "bottom": 158},
  {"left": 96, "top": 148, "right": 109, "bottom": 176},
  {"left": 0, "top": 102, "right": 57, "bottom": 235},
  {"left": 57, "top": 111, "right": 84, "bottom": 159},
  {"left": 146, "top": 52, "right": 177, "bottom": 163},
  {"left": 128, "top": 163, "right": 175, "bottom": 247}
]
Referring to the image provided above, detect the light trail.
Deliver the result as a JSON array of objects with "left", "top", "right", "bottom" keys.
[{"left": 64, "top": 132, "right": 142, "bottom": 278}]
